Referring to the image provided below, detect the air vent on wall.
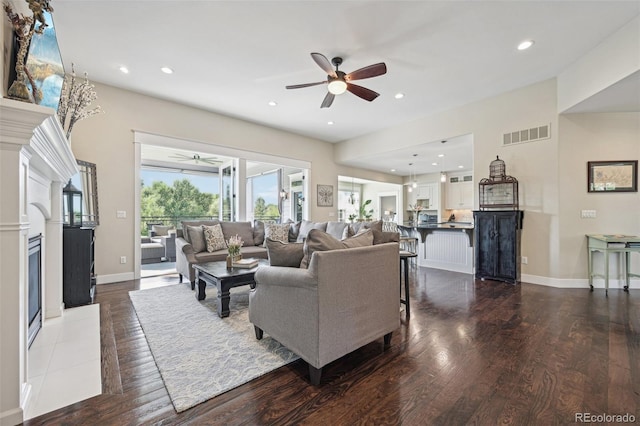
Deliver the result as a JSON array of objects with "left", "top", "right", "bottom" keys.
[{"left": 502, "top": 123, "right": 550, "bottom": 146}]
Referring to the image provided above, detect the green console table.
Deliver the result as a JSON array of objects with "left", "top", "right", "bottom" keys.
[{"left": 586, "top": 234, "right": 640, "bottom": 294}]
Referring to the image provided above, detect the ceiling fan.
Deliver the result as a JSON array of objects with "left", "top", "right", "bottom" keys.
[
  {"left": 286, "top": 53, "right": 387, "bottom": 108},
  {"left": 168, "top": 153, "right": 220, "bottom": 165}
]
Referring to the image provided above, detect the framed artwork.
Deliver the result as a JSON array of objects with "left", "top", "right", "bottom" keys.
[
  {"left": 317, "top": 184, "right": 333, "bottom": 207},
  {"left": 25, "top": 10, "right": 65, "bottom": 110},
  {"left": 588, "top": 160, "right": 638, "bottom": 193}
]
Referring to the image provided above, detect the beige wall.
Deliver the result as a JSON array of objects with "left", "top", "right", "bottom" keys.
[
  {"left": 558, "top": 112, "right": 640, "bottom": 279},
  {"left": 337, "top": 80, "right": 640, "bottom": 284},
  {"left": 338, "top": 79, "right": 561, "bottom": 279},
  {"left": 68, "top": 82, "right": 400, "bottom": 281}
]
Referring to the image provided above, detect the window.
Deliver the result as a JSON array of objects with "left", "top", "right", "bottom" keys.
[{"left": 249, "top": 171, "right": 280, "bottom": 222}]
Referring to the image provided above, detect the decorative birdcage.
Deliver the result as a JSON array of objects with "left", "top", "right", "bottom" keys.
[{"left": 479, "top": 156, "right": 519, "bottom": 210}]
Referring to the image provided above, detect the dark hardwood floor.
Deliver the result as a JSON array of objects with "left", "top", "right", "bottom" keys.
[{"left": 25, "top": 266, "right": 639, "bottom": 425}]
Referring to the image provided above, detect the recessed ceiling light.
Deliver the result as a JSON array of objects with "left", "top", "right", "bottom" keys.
[
  {"left": 432, "top": 162, "right": 438, "bottom": 166},
  {"left": 327, "top": 121, "right": 334, "bottom": 125},
  {"left": 161, "top": 67, "right": 174, "bottom": 74},
  {"left": 268, "top": 101, "right": 277, "bottom": 107},
  {"left": 458, "top": 165, "right": 464, "bottom": 169},
  {"left": 438, "top": 154, "right": 445, "bottom": 158},
  {"left": 119, "top": 66, "right": 129, "bottom": 74},
  {"left": 390, "top": 168, "right": 396, "bottom": 172},
  {"left": 395, "top": 93, "right": 404, "bottom": 99},
  {"left": 517, "top": 40, "right": 534, "bottom": 51}
]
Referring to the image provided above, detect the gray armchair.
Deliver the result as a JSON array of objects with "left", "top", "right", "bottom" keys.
[{"left": 249, "top": 242, "right": 400, "bottom": 385}]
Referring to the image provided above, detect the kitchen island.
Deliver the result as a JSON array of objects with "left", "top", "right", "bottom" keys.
[{"left": 399, "top": 223, "right": 474, "bottom": 274}]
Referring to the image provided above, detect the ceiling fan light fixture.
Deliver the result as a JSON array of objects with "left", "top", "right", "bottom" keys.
[{"left": 328, "top": 79, "right": 347, "bottom": 95}]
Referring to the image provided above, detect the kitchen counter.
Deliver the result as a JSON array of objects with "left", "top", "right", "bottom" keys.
[
  {"left": 398, "top": 223, "right": 474, "bottom": 274},
  {"left": 399, "top": 223, "right": 474, "bottom": 245}
]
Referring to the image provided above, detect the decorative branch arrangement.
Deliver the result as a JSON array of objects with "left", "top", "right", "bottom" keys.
[
  {"left": 4, "top": 3, "right": 35, "bottom": 101},
  {"left": 57, "top": 64, "right": 103, "bottom": 139}
]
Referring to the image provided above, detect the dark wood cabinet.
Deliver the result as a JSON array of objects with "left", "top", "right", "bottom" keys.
[
  {"left": 473, "top": 210, "right": 523, "bottom": 284},
  {"left": 63, "top": 227, "right": 96, "bottom": 307}
]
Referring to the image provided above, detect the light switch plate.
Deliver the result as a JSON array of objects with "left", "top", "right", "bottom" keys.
[{"left": 580, "top": 210, "right": 596, "bottom": 218}]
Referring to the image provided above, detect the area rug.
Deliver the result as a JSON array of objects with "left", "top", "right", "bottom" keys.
[{"left": 129, "top": 284, "right": 298, "bottom": 412}]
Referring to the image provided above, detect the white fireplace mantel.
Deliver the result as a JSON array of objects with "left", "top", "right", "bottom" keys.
[{"left": 0, "top": 97, "right": 78, "bottom": 426}]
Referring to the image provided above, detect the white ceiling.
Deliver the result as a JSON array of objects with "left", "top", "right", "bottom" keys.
[{"left": 50, "top": 1, "right": 639, "bottom": 176}]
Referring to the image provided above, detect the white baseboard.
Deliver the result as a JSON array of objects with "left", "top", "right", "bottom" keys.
[
  {"left": 0, "top": 406, "right": 23, "bottom": 426},
  {"left": 421, "top": 260, "right": 473, "bottom": 274},
  {"left": 522, "top": 273, "right": 639, "bottom": 289},
  {"left": 97, "top": 272, "right": 135, "bottom": 285}
]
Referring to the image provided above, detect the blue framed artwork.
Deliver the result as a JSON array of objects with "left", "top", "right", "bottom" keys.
[{"left": 25, "top": 10, "right": 65, "bottom": 110}]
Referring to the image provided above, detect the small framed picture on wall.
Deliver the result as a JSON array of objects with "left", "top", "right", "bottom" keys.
[
  {"left": 587, "top": 160, "right": 638, "bottom": 193},
  {"left": 317, "top": 184, "right": 333, "bottom": 207}
]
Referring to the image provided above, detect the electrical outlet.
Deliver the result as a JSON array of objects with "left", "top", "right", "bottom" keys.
[
  {"left": 521, "top": 256, "right": 528, "bottom": 265},
  {"left": 117, "top": 210, "right": 126, "bottom": 218},
  {"left": 120, "top": 256, "right": 126, "bottom": 264}
]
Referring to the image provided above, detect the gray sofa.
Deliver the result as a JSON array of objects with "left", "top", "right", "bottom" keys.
[
  {"left": 175, "top": 219, "right": 375, "bottom": 288},
  {"left": 249, "top": 241, "right": 400, "bottom": 385}
]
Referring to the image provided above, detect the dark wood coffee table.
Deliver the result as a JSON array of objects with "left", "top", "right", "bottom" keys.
[{"left": 192, "top": 259, "right": 267, "bottom": 318}]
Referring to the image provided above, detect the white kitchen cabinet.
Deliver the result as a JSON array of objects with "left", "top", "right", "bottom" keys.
[
  {"left": 414, "top": 183, "right": 439, "bottom": 210},
  {"left": 446, "top": 179, "right": 473, "bottom": 209}
]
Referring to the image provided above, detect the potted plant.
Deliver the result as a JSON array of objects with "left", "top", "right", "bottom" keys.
[
  {"left": 226, "top": 234, "right": 243, "bottom": 268},
  {"left": 358, "top": 199, "right": 374, "bottom": 221}
]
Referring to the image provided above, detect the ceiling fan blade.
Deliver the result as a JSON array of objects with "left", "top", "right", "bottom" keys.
[
  {"left": 311, "top": 52, "right": 337, "bottom": 78},
  {"left": 320, "top": 92, "right": 335, "bottom": 108},
  {"left": 347, "top": 83, "right": 380, "bottom": 102},
  {"left": 345, "top": 63, "right": 387, "bottom": 81},
  {"left": 286, "top": 81, "right": 327, "bottom": 89}
]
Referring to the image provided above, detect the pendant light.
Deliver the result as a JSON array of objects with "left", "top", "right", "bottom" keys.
[
  {"left": 411, "top": 154, "right": 418, "bottom": 188},
  {"left": 348, "top": 177, "right": 356, "bottom": 204},
  {"left": 407, "top": 163, "right": 414, "bottom": 193}
]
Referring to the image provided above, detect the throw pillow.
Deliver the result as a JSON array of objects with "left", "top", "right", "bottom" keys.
[
  {"left": 300, "top": 228, "right": 374, "bottom": 269},
  {"left": 347, "top": 220, "right": 384, "bottom": 238},
  {"left": 203, "top": 224, "right": 227, "bottom": 253},
  {"left": 287, "top": 220, "right": 301, "bottom": 242},
  {"left": 264, "top": 223, "right": 290, "bottom": 246},
  {"left": 372, "top": 229, "right": 400, "bottom": 245},
  {"left": 220, "top": 221, "right": 254, "bottom": 248},
  {"left": 265, "top": 238, "right": 304, "bottom": 267},
  {"left": 253, "top": 220, "right": 265, "bottom": 246},
  {"left": 181, "top": 220, "right": 219, "bottom": 243},
  {"left": 296, "top": 220, "right": 328, "bottom": 243},
  {"left": 326, "top": 221, "right": 348, "bottom": 240},
  {"left": 186, "top": 225, "right": 207, "bottom": 253}
]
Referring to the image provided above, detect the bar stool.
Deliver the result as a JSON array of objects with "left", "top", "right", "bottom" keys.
[
  {"left": 399, "top": 236, "right": 418, "bottom": 254},
  {"left": 399, "top": 250, "right": 417, "bottom": 317}
]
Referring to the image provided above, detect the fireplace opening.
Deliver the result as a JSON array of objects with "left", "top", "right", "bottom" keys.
[{"left": 28, "top": 234, "right": 43, "bottom": 348}]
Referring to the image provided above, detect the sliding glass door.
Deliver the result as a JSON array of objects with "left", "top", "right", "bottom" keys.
[{"left": 220, "top": 160, "right": 235, "bottom": 221}]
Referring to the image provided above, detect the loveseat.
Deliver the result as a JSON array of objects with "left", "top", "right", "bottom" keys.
[
  {"left": 249, "top": 229, "right": 400, "bottom": 385},
  {"left": 176, "top": 220, "right": 268, "bottom": 288}
]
